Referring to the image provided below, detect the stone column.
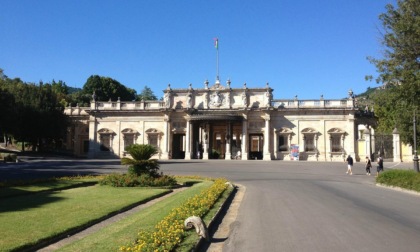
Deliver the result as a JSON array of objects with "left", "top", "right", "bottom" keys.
[
  {"left": 364, "top": 128, "right": 371, "bottom": 160},
  {"left": 203, "top": 124, "right": 209, "bottom": 160},
  {"left": 273, "top": 130, "right": 278, "bottom": 159},
  {"left": 242, "top": 119, "right": 248, "bottom": 160},
  {"left": 371, "top": 127, "right": 376, "bottom": 157},
  {"left": 225, "top": 122, "right": 232, "bottom": 160},
  {"left": 88, "top": 115, "right": 97, "bottom": 158},
  {"left": 393, "top": 128, "right": 401, "bottom": 162},
  {"left": 161, "top": 116, "right": 170, "bottom": 159},
  {"left": 185, "top": 120, "right": 191, "bottom": 160},
  {"left": 263, "top": 115, "right": 271, "bottom": 160}
]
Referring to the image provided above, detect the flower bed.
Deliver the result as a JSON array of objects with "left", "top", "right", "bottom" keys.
[{"left": 120, "top": 178, "right": 228, "bottom": 252}]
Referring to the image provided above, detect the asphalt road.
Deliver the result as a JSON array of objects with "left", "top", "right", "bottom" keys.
[
  {"left": 1, "top": 157, "right": 420, "bottom": 251},
  {"left": 158, "top": 160, "right": 420, "bottom": 252}
]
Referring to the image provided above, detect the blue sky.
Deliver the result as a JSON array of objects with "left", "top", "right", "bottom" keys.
[{"left": 1, "top": 0, "right": 394, "bottom": 100}]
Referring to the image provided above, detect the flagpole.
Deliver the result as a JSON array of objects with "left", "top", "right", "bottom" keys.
[
  {"left": 217, "top": 47, "right": 219, "bottom": 81},
  {"left": 215, "top": 38, "right": 219, "bottom": 81}
]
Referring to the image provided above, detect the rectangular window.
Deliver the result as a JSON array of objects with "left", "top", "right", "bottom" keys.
[
  {"left": 148, "top": 135, "right": 158, "bottom": 148},
  {"left": 278, "top": 135, "right": 288, "bottom": 151},
  {"left": 304, "top": 135, "right": 315, "bottom": 152},
  {"left": 124, "top": 135, "right": 134, "bottom": 149},
  {"left": 331, "top": 135, "right": 342, "bottom": 152},
  {"left": 100, "top": 135, "right": 111, "bottom": 151}
]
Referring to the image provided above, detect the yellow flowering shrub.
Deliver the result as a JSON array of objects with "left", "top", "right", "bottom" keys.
[{"left": 120, "top": 178, "right": 229, "bottom": 252}]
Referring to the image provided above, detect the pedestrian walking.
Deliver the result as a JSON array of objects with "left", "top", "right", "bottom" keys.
[
  {"left": 345, "top": 154, "right": 353, "bottom": 175},
  {"left": 376, "top": 155, "right": 384, "bottom": 177},
  {"left": 365, "top": 156, "right": 372, "bottom": 175}
]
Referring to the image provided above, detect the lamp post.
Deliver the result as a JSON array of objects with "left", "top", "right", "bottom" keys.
[{"left": 414, "top": 110, "right": 419, "bottom": 172}]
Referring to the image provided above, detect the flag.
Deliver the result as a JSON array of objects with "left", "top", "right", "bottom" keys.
[{"left": 214, "top": 38, "right": 218, "bottom": 49}]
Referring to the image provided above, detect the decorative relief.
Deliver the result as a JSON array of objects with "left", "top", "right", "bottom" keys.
[
  {"left": 242, "top": 92, "right": 248, "bottom": 107},
  {"left": 210, "top": 91, "right": 224, "bottom": 107}
]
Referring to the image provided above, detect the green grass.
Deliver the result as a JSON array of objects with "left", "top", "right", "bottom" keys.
[
  {"left": 0, "top": 178, "right": 99, "bottom": 198},
  {"left": 57, "top": 180, "right": 214, "bottom": 252},
  {"left": 0, "top": 185, "right": 171, "bottom": 252},
  {"left": 377, "top": 169, "right": 420, "bottom": 192}
]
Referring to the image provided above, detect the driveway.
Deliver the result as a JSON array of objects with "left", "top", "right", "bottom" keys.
[
  {"left": 158, "top": 160, "right": 420, "bottom": 252},
  {"left": 1, "top": 158, "right": 420, "bottom": 251}
]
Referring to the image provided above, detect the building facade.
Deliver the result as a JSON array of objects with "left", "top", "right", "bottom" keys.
[{"left": 65, "top": 80, "right": 375, "bottom": 161}]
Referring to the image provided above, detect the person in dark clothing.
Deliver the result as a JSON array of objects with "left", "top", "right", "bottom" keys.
[
  {"left": 376, "top": 155, "right": 384, "bottom": 177},
  {"left": 345, "top": 155, "right": 353, "bottom": 175},
  {"left": 365, "top": 156, "right": 372, "bottom": 175}
]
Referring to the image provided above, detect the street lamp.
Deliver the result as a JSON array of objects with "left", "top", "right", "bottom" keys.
[{"left": 414, "top": 110, "right": 419, "bottom": 172}]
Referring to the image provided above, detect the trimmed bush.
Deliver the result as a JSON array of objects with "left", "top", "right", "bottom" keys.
[
  {"left": 99, "top": 173, "right": 177, "bottom": 187},
  {"left": 122, "top": 144, "right": 160, "bottom": 177},
  {"left": 1, "top": 153, "right": 17, "bottom": 162},
  {"left": 377, "top": 169, "right": 420, "bottom": 192}
]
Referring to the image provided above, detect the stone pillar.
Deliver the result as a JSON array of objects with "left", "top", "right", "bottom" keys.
[
  {"left": 242, "top": 119, "right": 248, "bottom": 160},
  {"left": 185, "top": 120, "right": 191, "bottom": 160},
  {"left": 371, "top": 127, "right": 376, "bottom": 157},
  {"left": 203, "top": 124, "right": 209, "bottom": 160},
  {"left": 225, "top": 122, "right": 232, "bottom": 160},
  {"left": 274, "top": 131, "right": 278, "bottom": 159},
  {"left": 161, "top": 116, "right": 170, "bottom": 159},
  {"left": 263, "top": 115, "right": 271, "bottom": 160},
  {"left": 88, "top": 115, "right": 97, "bottom": 158},
  {"left": 393, "top": 128, "right": 401, "bottom": 162},
  {"left": 364, "top": 128, "right": 371, "bottom": 160}
]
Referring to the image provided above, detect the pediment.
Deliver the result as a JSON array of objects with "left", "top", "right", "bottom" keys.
[
  {"left": 301, "top": 128, "right": 318, "bottom": 134},
  {"left": 145, "top": 128, "right": 162, "bottom": 134},
  {"left": 98, "top": 128, "right": 115, "bottom": 134},
  {"left": 121, "top": 128, "right": 139, "bottom": 134},
  {"left": 277, "top": 127, "right": 293, "bottom": 134},
  {"left": 327, "top": 128, "right": 345, "bottom": 134}
]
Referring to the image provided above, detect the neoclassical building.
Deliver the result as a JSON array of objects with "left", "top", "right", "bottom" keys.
[{"left": 65, "top": 79, "right": 382, "bottom": 162}]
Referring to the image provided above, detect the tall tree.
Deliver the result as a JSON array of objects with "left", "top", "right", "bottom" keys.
[
  {"left": 137, "top": 86, "right": 157, "bottom": 101},
  {"left": 82, "top": 75, "right": 137, "bottom": 102},
  {"left": 367, "top": 0, "right": 420, "bottom": 146}
]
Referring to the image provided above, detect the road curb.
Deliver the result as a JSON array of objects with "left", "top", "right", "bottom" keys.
[
  {"left": 376, "top": 183, "right": 420, "bottom": 196},
  {"left": 193, "top": 183, "right": 238, "bottom": 251}
]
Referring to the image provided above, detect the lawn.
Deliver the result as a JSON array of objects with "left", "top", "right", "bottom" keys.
[
  {"left": 0, "top": 185, "right": 171, "bottom": 252},
  {"left": 377, "top": 169, "right": 420, "bottom": 192},
  {"left": 57, "top": 180, "right": 215, "bottom": 252},
  {"left": 0, "top": 177, "right": 98, "bottom": 198}
]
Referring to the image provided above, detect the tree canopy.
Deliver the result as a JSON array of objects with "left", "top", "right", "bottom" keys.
[
  {"left": 137, "top": 86, "right": 158, "bottom": 101},
  {"left": 367, "top": 0, "right": 420, "bottom": 146},
  {"left": 83, "top": 75, "right": 137, "bottom": 102},
  {"left": 0, "top": 75, "right": 68, "bottom": 151}
]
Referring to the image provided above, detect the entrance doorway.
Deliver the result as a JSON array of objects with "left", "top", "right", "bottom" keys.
[
  {"left": 211, "top": 132, "right": 224, "bottom": 159},
  {"left": 172, "top": 134, "right": 185, "bottom": 159},
  {"left": 249, "top": 134, "right": 263, "bottom": 160}
]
